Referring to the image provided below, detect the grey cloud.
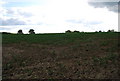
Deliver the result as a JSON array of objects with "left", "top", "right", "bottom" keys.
[
  {"left": 6, "top": 8, "right": 33, "bottom": 17},
  {"left": 19, "top": 12, "right": 33, "bottom": 17},
  {"left": 6, "top": 9, "right": 14, "bottom": 14},
  {"left": 17, "top": 10, "right": 33, "bottom": 17},
  {"left": 118, "top": 1, "right": 120, "bottom": 13},
  {"left": 0, "top": 18, "right": 26, "bottom": 26},
  {"left": 88, "top": 2, "right": 119, "bottom": 13}
]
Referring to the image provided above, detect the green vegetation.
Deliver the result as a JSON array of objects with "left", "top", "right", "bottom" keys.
[{"left": 2, "top": 32, "right": 119, "bottom": 45}]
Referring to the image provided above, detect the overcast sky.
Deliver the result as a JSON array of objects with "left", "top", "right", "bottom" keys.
[{"left": 0, "top": 0, "right": 119, "bottom": 33}]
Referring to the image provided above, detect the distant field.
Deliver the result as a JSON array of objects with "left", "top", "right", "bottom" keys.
[
  {"left": 2, "top": 32, "right": 120, "bottom": 79},
  {"left": 2, "top": 32, "right": 119, "bottom": 44}
]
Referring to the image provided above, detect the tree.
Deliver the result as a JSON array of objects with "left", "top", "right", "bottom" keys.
[
  {"left": 2, "top": 32, "right": 11, "bottom": 34},
  {"left": 107, "top": 30, "right": 111, "bottom": 32},
  {"left": 95, "top": 31, "right": 98, "bottom": 32},
  {"left": 65, "top": 30, "right": 71, "bottom": 33},
  {"left": 17, "top": 29, "right": 23, "bottom": 34},
  {"left": 73, "top": 30, "right": 79, "bottom": 33},
  {"left": 29, "top": 29, "right": 35, "bottom": 34},
  {"left": 107, "top": 29, "right": 114, "bottom": 32},
  {"left": 111, "top": 29, "right": 115, "bottom": 32}
]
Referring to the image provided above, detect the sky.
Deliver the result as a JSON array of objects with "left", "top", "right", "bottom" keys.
[{"left": 0, "top": 0, "right": 119, "bottom": 33}]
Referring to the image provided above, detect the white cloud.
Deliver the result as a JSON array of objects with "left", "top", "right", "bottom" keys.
[
  {"left": 0, "top": 0, "right": 118, "bottom": 33},
  {"left": 0, "top": 0, "right": 6, "bottom": 5},
  {"left": 3, "top": 0, "right": 47, "bottom": 3},
  {"left": 89, "top": 0, "right": 120, "bottom": 2}
]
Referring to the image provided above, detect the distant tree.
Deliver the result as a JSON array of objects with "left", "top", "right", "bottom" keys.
[
  {"left": 17, "top": 29, "right": 23, "bottom": 34},
  {"left": 107, "top": 30, "right": 111, "bottom": 32},
  {"left": 65, "top": 30, "right": 71, "bottom": 33},
  {"left": 107, "top": 29, "right": 114, "bottom": 32},
  {"left": 29, "top": 29, "right": 35, "bottom": 34},
  {"left": 99, "top": 30, "right": 102, "bottom": 32},
  {"left": 111, "top": 29, "right": 115, "bottom": 32},
  {"left": 95, "top": 31, "right": 98, "bottom": 32},
  {"left": 2, "top": 32, "right": 11, "bottom": 34},
  {"left": 73, "top": 30, "right": 79, "bottom": 33}
]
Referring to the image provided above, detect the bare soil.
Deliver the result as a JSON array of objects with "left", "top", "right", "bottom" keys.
[{"left": 2, "top": 38, "right": 120, "bottom": 79}]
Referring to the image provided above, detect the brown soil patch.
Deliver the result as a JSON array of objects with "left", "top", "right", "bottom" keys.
[{"left": 2, "top": 38, "right": 119, "bottom": 79}]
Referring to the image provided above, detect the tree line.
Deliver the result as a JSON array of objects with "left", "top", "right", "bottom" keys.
[
  {"left": 17, "top": 29, "right": 35, "bottom": 34},
  {"left": 65, "top": 29, "right": 116, "bottom": 33},
  {"left": 0, "top": 29, "right": 116, "bottom": 34}
]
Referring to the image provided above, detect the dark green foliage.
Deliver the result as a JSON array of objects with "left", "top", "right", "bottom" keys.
[{"left": 2, "top": 32, "right": 119, "bottom": 45}]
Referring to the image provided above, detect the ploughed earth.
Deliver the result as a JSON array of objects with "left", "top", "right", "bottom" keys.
[{"left": 2, "top": 38, "right": 120, "bottom": 79}]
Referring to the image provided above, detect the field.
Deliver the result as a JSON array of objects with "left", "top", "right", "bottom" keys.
[{"left": 2, "top": 32, "right": 120, "bottom": 79}]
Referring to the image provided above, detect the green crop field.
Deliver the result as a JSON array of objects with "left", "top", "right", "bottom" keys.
[
  {"left": 2, "top": 32, "right": 120, "bottom": 79},
  {"left": 2, "top": 32, "right": 119, "bottom": 45}
]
